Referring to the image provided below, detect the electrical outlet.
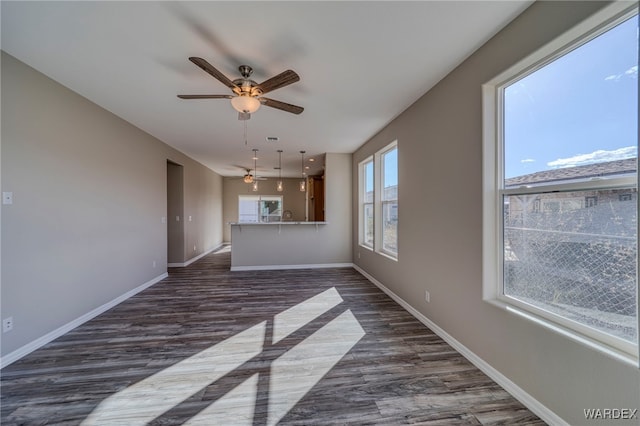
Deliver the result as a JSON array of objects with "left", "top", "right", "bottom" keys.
[
  {"left": 425, "top": 291, "right": 430, "bottom": 303},
  {"left": 3, "top": 317, "right": 13, "bottom": 332},
  {"left": 2, "top": 192, "right": 13, "bottom": 205}
]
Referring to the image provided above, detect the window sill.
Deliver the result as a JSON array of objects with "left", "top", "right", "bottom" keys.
[
  {"left": 485, "top": 298, "right": 639, "bottom": 368},
  {"left": 358, "top": 245, "right": 398, "bottom": 261},
  {"left": 359, "top": 243, "right": 374, "bottom": 251},
  {"left": 375, "top": 250, "right": 398, "bottom": 262}
]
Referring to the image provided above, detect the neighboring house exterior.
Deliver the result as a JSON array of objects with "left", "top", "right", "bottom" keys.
[{"left": 504, "top": 158, "right": 637, "bottom": 243}]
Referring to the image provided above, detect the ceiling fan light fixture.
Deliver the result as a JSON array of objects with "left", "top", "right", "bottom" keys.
[
  {"left": 243, "top": 173, "right": 254, "bottom": 184},
  {"left": 231, "top": 95, "right": 261, "bottom": 114}
]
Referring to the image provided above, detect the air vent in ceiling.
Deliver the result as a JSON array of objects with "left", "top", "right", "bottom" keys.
[{"left": 266, "top": 136, "right": 279, "bottom": 142}]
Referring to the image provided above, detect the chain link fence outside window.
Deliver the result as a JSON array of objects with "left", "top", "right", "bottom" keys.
[{"left": 503, "top": 188, "right": 637, "bottom": 343}]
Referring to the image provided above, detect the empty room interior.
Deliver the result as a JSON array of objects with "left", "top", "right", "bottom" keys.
[{"left": 1, "top": 1, "right": 639, "bottom": 425}]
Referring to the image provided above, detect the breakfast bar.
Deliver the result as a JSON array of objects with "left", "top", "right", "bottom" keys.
[{"left": 230, "top": 221, "right": 351, "bottom": 271}]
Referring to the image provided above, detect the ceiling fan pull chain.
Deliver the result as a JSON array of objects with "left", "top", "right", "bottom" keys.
[{"left": 244, "top": 120, "right": 248, "bottom": 145}]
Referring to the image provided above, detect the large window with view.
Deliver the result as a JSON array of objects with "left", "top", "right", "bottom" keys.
[{"left": 484, "top": 5, "right": 638, "bottom": 357}]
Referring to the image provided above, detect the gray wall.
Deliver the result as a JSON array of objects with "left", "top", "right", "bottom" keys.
[
  {"left": 352, "top": 2, "right": 640, "bottom": 425},
  {"left": 1, "top": 52, "right": 223, "bottom": 358},
  {"left": 182, "top": 159, "right": 224, "bottom": 262},
  {"left": 167, "top": 162, "right": 184, "bottom": 264},
  {"left": 231, "top": 153, "right": 351, "bottom": 268}
]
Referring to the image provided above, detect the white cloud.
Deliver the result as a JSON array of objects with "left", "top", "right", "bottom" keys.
[
  {"left": 520, "top": 159, "right": 535, "bottom": 163},
  {"left": 605, "top": 65, "right": 638, "bottom": 82},
  {"left": 547, "top": 146, "right": 637, "bottom": 168},
  {"left": 625, "top": 65, "right": 638, "bottom": 77}
]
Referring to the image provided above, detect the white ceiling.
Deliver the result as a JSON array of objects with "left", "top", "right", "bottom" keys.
[{"left": 1, "top": 1, "right": 532, "bottom": 178}]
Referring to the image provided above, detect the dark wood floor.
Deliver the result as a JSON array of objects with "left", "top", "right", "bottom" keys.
[{"left": 1, "top": 247, "right": 545, "bottom": 425}]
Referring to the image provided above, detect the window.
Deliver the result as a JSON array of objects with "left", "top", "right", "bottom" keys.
[
  {"left": 381, "top": 146, "right": 398, "bottom": 255},
  {"left": 239, "top": 195, "right": 283, "bottom": 223},
  {"left": 359, "top": 141, "right": 398, "bottom": 258},
  {"left": 360, "top": 159, "right": 374, "bottom": 248},
  {"left": 483, "top": 4, "right": 638, "bottom": 357},
  {"left": 585, "top": 196, "right": 598, "bottom": 208}
]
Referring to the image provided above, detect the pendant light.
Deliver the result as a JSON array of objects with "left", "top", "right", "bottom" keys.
[
  {"left": 276, "top": 150, "right": 284, "bottom": 192},
  {"left": 299, "top": 150, "right": 307, "bottom": 192},
  {"left": 252, "top": 149, "right": 259, "bottom": 191}
]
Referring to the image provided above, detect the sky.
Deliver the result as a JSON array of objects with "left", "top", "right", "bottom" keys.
[
  {"left": 504, "top": 14, "right": 638, "bottom": 179},
  {"left": 364, "top": 146, "right": 397, "bottom": 193},
  {"left": 383, "top": 148, "right": 398, "bottom": 188}
]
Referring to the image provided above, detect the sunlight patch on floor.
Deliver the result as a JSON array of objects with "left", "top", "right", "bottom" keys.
[
  {"left": 81, "top": 287, "right": 364, "bottom": 425},
  {"left": 184, "top": 373, "right": 259, "bottom": 426},
  {"left": 272, "top": 287, "right": 343, "bottom": 344},
  {"left": 81, "top": 322, "right": 266, "bottom": 425},
  {"left": 268, "top": 309, "right": 365, "bottom": 425}
]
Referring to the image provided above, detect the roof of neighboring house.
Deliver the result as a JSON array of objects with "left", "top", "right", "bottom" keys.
[{"left": 505, "top": 158, "right": 637, "bottom": 187}]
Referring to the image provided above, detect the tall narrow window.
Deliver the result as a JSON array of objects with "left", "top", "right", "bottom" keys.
[
  {"left": 381, "top": 146, "right": 398, "bottom": 256},
  {"left": 360, "top": 158, "right": 374, "bottom": 248},
  {"left": 358, "top": 141, "right": 399, "bottom": 259},
  {"left": 483, "top": 4, "right": 638, "bottom": 357}
]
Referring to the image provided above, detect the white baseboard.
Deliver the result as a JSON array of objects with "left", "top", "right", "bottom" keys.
[
  {"left": 231, "top": 262, "right": 354, "bottom": 272},
  {"left": 352, "top": 264, "right": 568, "bottom": 426},
  {"left": 168, "top": 243, "right": 224, "bottom": 267},
  {"left": 0, "top": 272, "right": 168, "bottom": 369}
]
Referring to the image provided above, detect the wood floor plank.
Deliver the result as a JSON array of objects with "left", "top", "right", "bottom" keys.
[{"left": 1, "top": 247, "right": 545, "bottom": 425}]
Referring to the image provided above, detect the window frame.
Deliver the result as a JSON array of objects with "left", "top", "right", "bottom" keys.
[
  {"left": 359, "top": 157, "right": 375, "bottom": 250},
  {"left": 482, "top": 2, "right": 639, "bottom": 361},
  {"left": 358, "top": 141, "right": 399, "bottom": 259},
  {"left": 378, "top": 142, "right": 398, "bottom": 258}
]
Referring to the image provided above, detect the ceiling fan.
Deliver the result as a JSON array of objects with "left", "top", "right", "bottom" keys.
[
  {"left": 178, "top": 57, "right": 304, "bottom": 120},
  {"left": 241, "top": 168, "right": 267, "bottom": 183}
]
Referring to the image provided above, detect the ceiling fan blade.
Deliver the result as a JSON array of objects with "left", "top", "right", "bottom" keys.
[
  {"left": 257, "top": 70, "right": 300, "bottom": 94},
  {"left": 189, "top": 57, "right": 238, "bottom": 91},
  {"left": 260, "top": 97, "right": 304, "bottom": 115},
  {"left": 177, "top": 94, "right": 232, "bottom": 99}
]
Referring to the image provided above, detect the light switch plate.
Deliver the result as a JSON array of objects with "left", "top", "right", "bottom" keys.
[{"left": 2, "top": 192, "right": 13, "bottom": 205}]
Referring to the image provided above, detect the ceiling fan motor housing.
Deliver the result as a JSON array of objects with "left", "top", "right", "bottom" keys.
[
  {"left": 232, "top": 79, "right": 262, "bottom": 97},
  {"left": 238, "top": 65, "right": 253, "bottom": 78}
]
